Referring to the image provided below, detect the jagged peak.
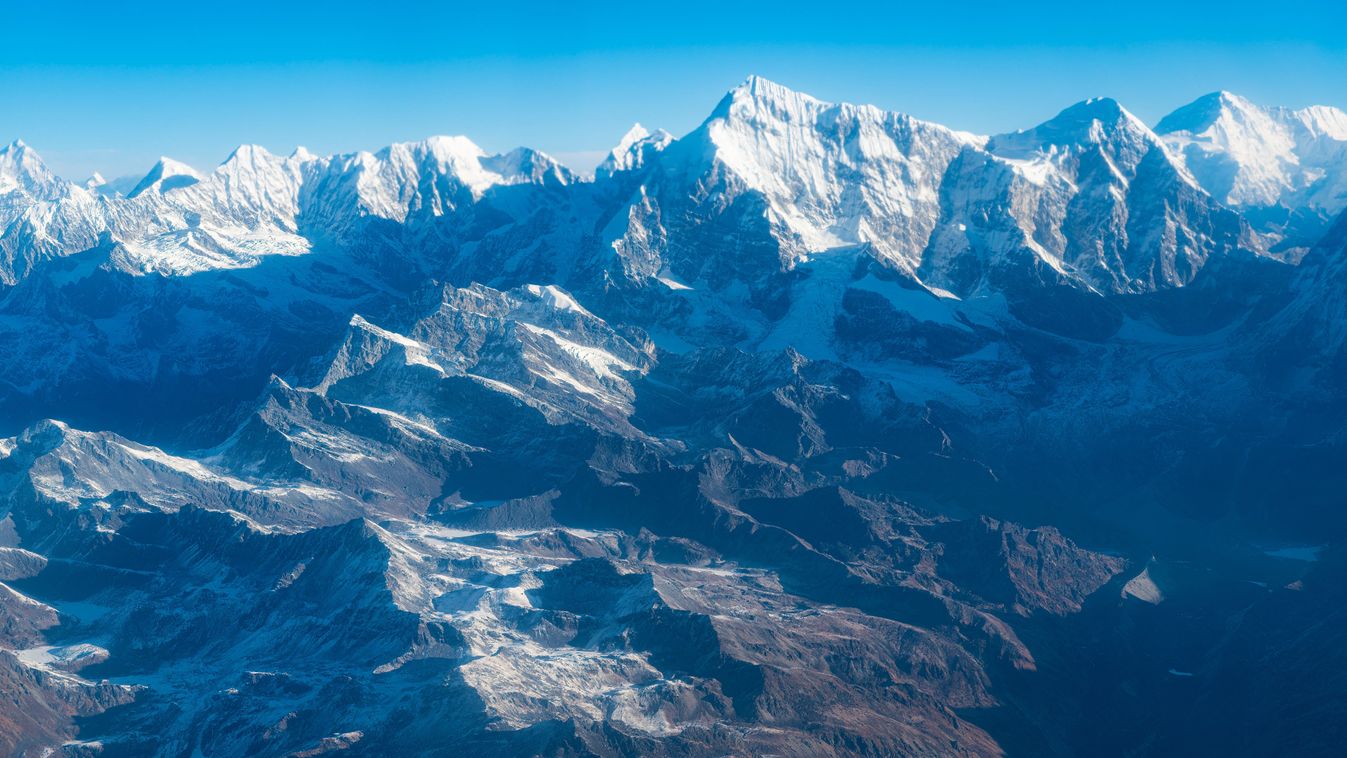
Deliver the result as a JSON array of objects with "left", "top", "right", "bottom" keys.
[
  {"left": 13, "top": 418, "right": 74, "bottom": 454},
  {"left": 32, "top": 417, "right": 70, "bottom": 432},
  {"left": 346, "top": 313, "right": 418, "bottom": 345},
  {"left": 369, "top": 135, "right": 508, "bottom": 193},
  {"left": 735, "top": 75, "right": 822, "bottom": 108},
  {"left": 597, "top": 122, "right": 674, "bottom": 177},
  {"left": 0, "top": 138, "right": 60, "bottom": 194},
  {"left": 617, "top": 122, "right": 652, "bottom": 147},
  {"left": 610, "top": 123, "right": 671, "bottom": 156},
  {"left": 361, "top": 135, "right": 575, "bottom": 191},
  {"left": 703, "top": 76, "right": 968, "bottom": 147},
  {"left": 0, "top": 139, "right": 41, "bottom": 162},
  {"left": 708, "top": 75, "right": 829, "bottom": 124},
  {"left": 520, "top": 283, "right": 594, "bottom": 317}
]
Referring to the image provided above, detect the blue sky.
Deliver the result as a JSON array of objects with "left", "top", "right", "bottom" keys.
[{"left": 7, "top": 0, "right": 1347, "bottom": 180}]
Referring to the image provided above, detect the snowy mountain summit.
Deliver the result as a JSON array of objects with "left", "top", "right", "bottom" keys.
[{"left": 1158, "top": 90, "right": 1347, "bottom": 247}]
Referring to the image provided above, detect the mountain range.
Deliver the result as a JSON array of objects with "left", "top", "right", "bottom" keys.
[{"left": 1, "top": 76, "right": 1346, "bottom": 756}]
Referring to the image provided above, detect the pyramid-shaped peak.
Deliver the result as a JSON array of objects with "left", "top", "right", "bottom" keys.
[
  {"left": 1155, "top": 91, "right": 1264, "bottom": 135},
  {"left": 612, "top": 123, "right": 672, "bottom": 150},
  {"left": 221, "top": 143, "right": 280, "bottom": 166},
  {"left": 597, "top": 122, "right": 674, "bottom": 177},
  {"left": 1055, "top": 97, "right": 1138, "bottom": 125},
  {"left": 151, "top": 156, "right": 201, "bottom": 175},
  {"left": 616, "top": 123, "right": 652, "bottom": 148},
  {"left": 990, "top": 96, "right": 1154, "bottom": 158},
  {"left": 128, "top": 156, "right": 203, "bottom": 198},
  {"left": 0, "top": 138, "right": 48, "bottom": 167},
  {"left": 0, "top": 138, "right": 63, "bottom": 196}
]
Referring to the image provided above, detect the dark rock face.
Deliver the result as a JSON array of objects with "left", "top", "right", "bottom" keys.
[{"left": 0, "top": 79, "right": 1345, "bottom": 755}]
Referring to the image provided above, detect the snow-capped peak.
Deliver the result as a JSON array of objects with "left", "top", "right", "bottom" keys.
[
  {"left": 480, "top": 147, "right": 575, "bottom": 186},
  {"left": 596, "top": 123, "right": 673, "bottom": 177},
  {"left": 0, "top": 138, "right": 63, "bottom": 198},
  {"left": 128, "top": 156, "right": 203, "bottom": 198},
  {"left": 368, "top": 136, "right": 527, "bottom": 197},
  {"left": 705, "top": 75, "right": 833, "bottom": 129},
  {"left": 665, "top": 76, "right": 981, "bottom": 275},
  {"left": 385, "top": 135, "right": 485, "bottom": 170},
  {"left": 1154, "top": 91, "right": 1258, "bottom": 135},
  {"left": 522, "top": 283, "right": 595, "bottom": 317},
  {"left": 1156, "top": 91, "right": 1347, "bottom": 213},
  {"left": 220, "top": 143, "right": 279, "bottom": 168},
  {"left": 614, "top": 123, "right": 654, "bottom": 153},
  {"left": 734, "top": 75, "right": 823, "bottom": 111},
  {"left": 989, "top": 97, "right": 1159, "bottom": 160}
]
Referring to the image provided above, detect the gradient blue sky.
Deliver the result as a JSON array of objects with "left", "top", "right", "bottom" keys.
[{"left": 7, "top": 0, "right": 1347, "bottom": 180}]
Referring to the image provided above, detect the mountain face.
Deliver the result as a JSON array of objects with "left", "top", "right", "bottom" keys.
[
  {"left": 605, "top": 78, "right": 1252, "bottom": 302},
  {"left": 1157, "top": 91, "right": 1347, "bottom": 252},
  {"left": 0, "top": 77, "right": 1345, "bottom": 756}
]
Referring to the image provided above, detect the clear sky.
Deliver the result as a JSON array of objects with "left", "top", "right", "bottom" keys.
[{"left": 7, "top": 0, "right": 1347, "bottom": 180}]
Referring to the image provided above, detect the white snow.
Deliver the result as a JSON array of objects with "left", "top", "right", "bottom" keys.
[
  {"left": 699, "top": 76, "right": 981, "bottom": 275},
  {"left": 349, "top": 315, "right": 448, "bottom": 374},
  {"left": 655, "top": 273, "right": 693, "bottom": 291},
  {"left": 849, "top": 273, "right": 969, "bottom": 328},
  {"left": 523, "top": 284, "right": 596, "bottom": 317},
  {"left": 597, "top": 123, "right": 673, "bottom": 176},
  {"left": 115, "top": 441, "right": 251, "bottom": 490},
  {"left": 1158, "top": 91, "right": 1347, "bottom": 213},
  {"left": 1121, "top": 565, "right": 1164, "bottom": 604},
  {"left": 519, "top": 322, "right": 635, "bottom": 380}
]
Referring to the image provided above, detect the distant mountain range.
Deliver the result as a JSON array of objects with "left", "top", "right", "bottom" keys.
[{"left": 1, "top": 77, "right": 1345, "bottom": 756}]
